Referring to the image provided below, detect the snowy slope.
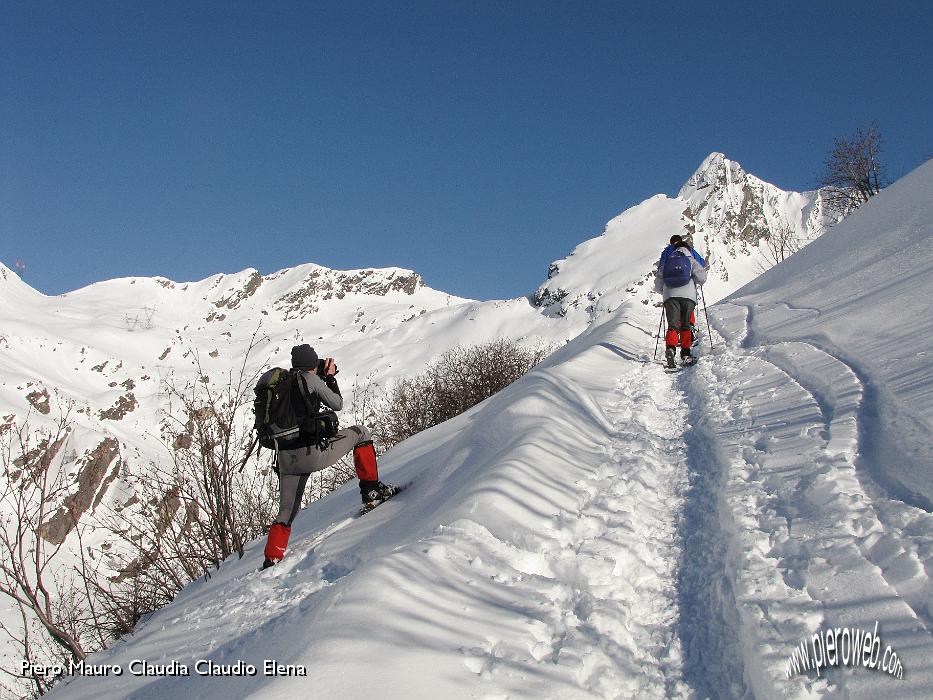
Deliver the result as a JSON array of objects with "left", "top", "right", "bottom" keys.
[
  {"left": 0, "top": 152, "right": 829, "bottom": 553},
  {"left": 0, "top": 262, "right": 568, "bottom": 690},
  {"left": 46, "top": 302, "right": 706, "bottom": 700},
  {"left": 688, "top": 159, "right": 933, "bottom": 698},
  {"left": 718, "top": 158, "right": 933, "bottom": 510}
]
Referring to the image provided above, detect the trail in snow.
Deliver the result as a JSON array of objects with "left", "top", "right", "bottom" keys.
[
  {"left": 569, "top": 360, "right": 690, "bottom": 696},
  {"left": 728, "top": 299, "right": 933, "bottom": 631},
  {"left": 756, "top": 340, "right": 933, "bottom": 631},
  {"left": 741, "top": 303, "right": 933, "bottom": 514},
  {"left": 693, "top": 305, "right": 933, "bottom": 697},
  {"left": 427, "top": 357, "right": 695, "bottom": 698},
  {"left": 676, "top": 366, "right": 747, "bottom": 699}
]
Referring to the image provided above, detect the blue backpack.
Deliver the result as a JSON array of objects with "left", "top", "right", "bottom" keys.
[{"left": 662, "top": 250, "right": 692, "bottom": 287}]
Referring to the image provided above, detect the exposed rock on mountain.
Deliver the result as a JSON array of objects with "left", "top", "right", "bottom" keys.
[{"left": 40, "top": 437, "right": 121, "bottom": 545}]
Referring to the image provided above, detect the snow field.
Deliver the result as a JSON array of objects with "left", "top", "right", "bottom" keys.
[
  {"left": 46, "top": 286, "right": 933, "bottom": 699},
  {"left": 430, "top": 357, "right": 694, "bottom": 697},
  {"left": 270, "top": 313, "right": 701, "bottom": 699},
  {"left": 691, "top": 304, "right": 933, "bottom": 697}
]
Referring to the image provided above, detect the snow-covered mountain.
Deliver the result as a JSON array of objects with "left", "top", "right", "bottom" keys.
[
  {"left": 535, "top": 152, "right": 836, "bottom": 322},
  {"left": 0, "top": 152, "right": 835, "bottom": 550},
  {"left": 41, "top": 158, "right": 933, "bottom": 699},
  {"left": 9, "top": 153, "right": 912, "bottom": 697}
]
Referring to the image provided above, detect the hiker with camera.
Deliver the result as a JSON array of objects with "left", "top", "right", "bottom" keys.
[
  {"left": 259, "top": 344, "right": 399, "bottom": 569},
  {"left": 655, "top": 234, "right": 708, "bottom": 369}
]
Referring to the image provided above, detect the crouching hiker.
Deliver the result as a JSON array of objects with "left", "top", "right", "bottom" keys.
[
  {"left": 258, "top": 344, "right": 399, "bottom": 569},
  {"left": 655, "top": 235, "right": 708, "bottom": 368}
]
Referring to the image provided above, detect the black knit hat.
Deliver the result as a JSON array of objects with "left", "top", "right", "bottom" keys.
[
  {"left": 670, "top": 234, "right": 682, "bottom": 246},
  {"left": 291, "top": 344, "right": 319, "bottom": 370}
]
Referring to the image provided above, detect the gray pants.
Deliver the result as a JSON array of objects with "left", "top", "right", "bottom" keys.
[
  {"left": 664, "top": 297, "right": 696, "bottom": 332},
  {"left": 274, "top": 425, "right": 370, "bottom": 525}
]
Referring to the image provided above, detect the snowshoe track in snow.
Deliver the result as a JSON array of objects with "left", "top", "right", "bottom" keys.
[
  {"left": 433, "top": 358, "right": 698, "bottom": 698},
  {"left": 693, "top": 304, "right": 933, "bottom": 696}
]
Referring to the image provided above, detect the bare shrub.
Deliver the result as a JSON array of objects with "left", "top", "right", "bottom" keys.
[
  {"left": 755, "top": 219, "right": 817, "bottom": 272},
  {"left": 819, "top": 121, "right": 885, "bottom": 216},
  {"left": 364, "top": 338, "right": 551, "bottom": 450},
  {"left": 0, "top": 404, "right": 101, "bottom": 698},
  {"left": 98, "top": 332, "right": 278, "bottom": 631}
]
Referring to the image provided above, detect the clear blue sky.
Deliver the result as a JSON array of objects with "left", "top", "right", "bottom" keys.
[{"left": 2, "top": 1, "right": 931, "bottom": 301}]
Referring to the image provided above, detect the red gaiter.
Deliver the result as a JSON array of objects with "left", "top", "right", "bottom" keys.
[
  {"left": 353, "top": 440, "right": 379, "bottom": 482},
  {"left": 264, "top": 523, "right": 291, "bottom": 561}
]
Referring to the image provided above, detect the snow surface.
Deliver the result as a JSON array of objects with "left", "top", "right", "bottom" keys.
[
  {"left": 720, "top": 160, "right": 933, "bottom": 510},
  {"left": 46, "top": 161, "right": 933, "bottom": 699}
]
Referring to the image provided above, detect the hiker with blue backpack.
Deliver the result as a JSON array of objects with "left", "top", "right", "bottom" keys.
[
  {"left": 659, "top": 233, "right": 706, "bottom": 345},
  {"left": 258, "top": 344, "right": 400, "bottom": 569},
  {"left": 655, "top": 234, "right": 708, "bottom": 369},
  {"left": 659, "top": 232, "right": 706, "bottom": 269}
]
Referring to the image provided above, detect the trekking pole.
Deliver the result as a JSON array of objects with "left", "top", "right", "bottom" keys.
[
  {"left": 700, "top": 287, "right": 713, "bottom": 350},
  {"left": 238, "top": 435, "right": 259, "bottom": 473},
  {"left": 653, "top": 305, "right": 665, "bottom": 360}
]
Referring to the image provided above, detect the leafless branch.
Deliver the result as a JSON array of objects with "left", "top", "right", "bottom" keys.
[{"left": 819, "top": 121, "right": 886, "bottom": 216}]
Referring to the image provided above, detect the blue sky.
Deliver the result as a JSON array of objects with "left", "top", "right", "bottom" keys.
[{"left": 2, "top": 1, "right": 931, "bottom": 300}]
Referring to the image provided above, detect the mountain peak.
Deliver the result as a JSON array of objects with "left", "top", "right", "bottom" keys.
[
  {"left": 678, "top": 151, "right": 746, "bottom": 199},
  {"left": 0, "top": 260, "right": 41, "bottom": 304}
]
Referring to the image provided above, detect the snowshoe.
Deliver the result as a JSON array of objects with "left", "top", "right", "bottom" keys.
[
  {"left": 664, "top": 347, "right": 677, "bottom": 370},
  {"left": 360, "top": 482, "right": 402, "bottom": 513}
]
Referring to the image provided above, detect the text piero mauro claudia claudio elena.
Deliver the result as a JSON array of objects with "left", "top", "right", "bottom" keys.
[{"left": 21, "top": 658, "right": 307, "bottom": 678}]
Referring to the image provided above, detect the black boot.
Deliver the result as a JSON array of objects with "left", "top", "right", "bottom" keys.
[
  {"left": 665, "top": 347, "right": 677, "bottom": 369},
  {"left": 360, "top": 480, "right": 401, "bottom": 510}
]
